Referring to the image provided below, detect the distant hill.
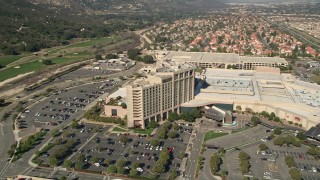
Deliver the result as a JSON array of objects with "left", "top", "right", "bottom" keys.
[
  {"left": 225, "top": 0, "right": 319, "bottom": 3},
  {"left": 0, "top": 0, "right": 109, "bottom": 55},
  {"left": 27, "top": 0, "right": 226, "bottom": 14},
  {"left": 0, "top": 0, "right": 226, "bottom": 55}
]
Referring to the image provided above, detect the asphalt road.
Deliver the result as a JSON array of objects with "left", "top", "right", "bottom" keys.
[
  {"left": 183, "top": 121, "right": 205, "bottom": 180},
  {"left": 205, "top": 125, "right": 271, "bottom": 149},
  {"left": 0, "top": 119, "right": 15, "bottom": 177}
]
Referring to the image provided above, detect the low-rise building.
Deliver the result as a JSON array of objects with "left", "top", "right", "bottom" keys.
[{"left": 154, "top": 51, "right": 288, "bottom": 70}]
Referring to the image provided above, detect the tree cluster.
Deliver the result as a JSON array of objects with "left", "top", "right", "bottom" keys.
[
  {"left": 11, "top": 131, "right": 47, "bottom": 161},
  {"left": 259, "top": 143, "right": 268, "bottom": 151},
  {"left": 274, "top": 135, "right": 301, "bottom": 147},
  {"left": 210, "top": 153, "right": 222, "bottom": 174},
  {"left": 238, "top": 151, "right": 251, "bottom": 174},
  {"left": 151, "top": 150, "right": 170, "bottom": 175},
  {"left": 168, "top": 109, "right": 201, "bottom": 122},
  {"left": 259, "top": 111, "right": 281, "bottom": 123},
  {"left": 307, "top": 147, "right": 320, "bottom": 158},
  {"left": 250, "top": 116, "right": 260, "bottom": 126},
  {"left": 157, "top": 122, "right": 172, "bottom": 139},
  {"left": 285, "top": 156, "right": 296, "bottom": 168}
]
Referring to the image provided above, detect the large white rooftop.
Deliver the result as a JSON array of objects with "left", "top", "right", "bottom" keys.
[
  {"left": 183, "top": 68, "right": 320, "bottom": 121},
  {"left": 155, "top": 50, "right": 288, "bottom": 64}
]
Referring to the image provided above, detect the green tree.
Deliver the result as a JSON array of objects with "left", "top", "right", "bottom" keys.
[
  {"left": 0, "top": 99, "right": 5, "bottom": 106},
  {"left": 95, "top": 54, "right": 103, "bottom": 60},
  {"left": 273, "top": 117, "right": 280, "bottom": 122},
  {"left": 240, "top": 160, "right": 250, "bottom": 174},
  {"left": 116, "top": 158, "right": 126, "bottom": 168},
  {"left": 296, "top": 132, "right": 307, "bottom": 140},
  {"left": 78, "top": 154, "right": 85, "bottom": 162},
  {"left": 148, "top": 119, "right": 157, "bottom": 128},
  {"left": 75, "top": 161, "right": 86, "bottom": 169},
  {"left": 91, "top": 156, "right": 99, "bottom": 163},
  {"left": 289, "top": 168, "right": 301, "bottom": 180},
  {"left": 71, "top": 120, "right": 79, "bottom": 129},
  {"left": 42, "top": 59, "right": 53, "bottom": 65},
  {"left": 259, "top": 143, "right": 268, "bottom": 151},
  {"left": 60, "top": 176, "right": 67, "bottom": 180},
  {"left": 106, "top": 53, "right": 118, "bottom": 59},
  {"left": 121, "top": 102, "right": 127, "bottom": 109},
  {"left": 63, "top": 160, "right": 72, "bottom": 168},
  {"left": 117, "top": 166, "right": 125, "bottom": 174},
  {"left": 274, "top": 128, "right": 282, "bottom": 135},
  {"left": 239, "top": 151, "right": 250, "bottom": 160},
  {"left": 307, "top": 148, "right": 320, "bottom": 158},
  {"left": 119, "top": 136, "right": 129, "bottom": 143},
  {"left": 168, "top": 112, "right": 179, "bottom": 122},
  {"left": 158, "top": 129, "right": 167, "bottom": 139},
  {"left": 104, "top": 159, "right": 111, "bottom": 166},
  {"left": 129, "top": 169, "right": 138, "bottom": 176},
  {"left": 251, "top": 116, "right": 260, "bottom": 126},
  {"left": 107, "top": 165, "right": 117, "bottom": 173},
  {"left": 210, "top": 154, "right": 222, "bottom": 173},
  {"left": 51, "top": 129, "right": 60, "bottom": 137},
  {"left": 127, "top": 48, "right": 141, "bottom": 60},
  {"left": 172, "top": 123, "right": 180, "bottom": 130},
  {"left": 168, "top": 170, "right": 178, "bottom": 180},
  {"left": 274, "top": 136, "right": 285, "bottom": 146},
  {"left": 285, "top": 156, "right": 296, "bottom": 168},
  {"left": 167, "top": 130, "right": 177, "bottom": 139},
  {"left": 143, "top": 55, "right": 154, "bottom": 64},
  {"left": 49, "top": 156, "right": 58, "bottom": 167},
  {"left": 270, "top": 112, "right": 276, "bottom": 118},
  {"left": 131, "top": 162, "right": 140, "bottom": 169},
  {"left": 236, "top": 105, "right": 242, "bottom": 112},
  {"left": 150, "top": 138, "right": 160, "bottom": 147}
]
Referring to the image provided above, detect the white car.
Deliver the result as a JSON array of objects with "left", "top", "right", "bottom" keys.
[
  {"left": 264, "top": 172, "right": 272, "bottom": 176},
  {"left": 136, "top": 167, "right": 143, "bottom": 172},
  {"left": 94, "top": 163, "right": 100, "bottom": 167},
  {"left": 261, "top": 138, "right": 267, "bottom": 142}
]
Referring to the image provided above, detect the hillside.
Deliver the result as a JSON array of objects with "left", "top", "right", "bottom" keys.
[
  {"left": 0, "top": 0, "right": 226, "bottom": 55},
  {"left": 27, "top": 0, "right": 226, "bottom": 14},
  {"left": 0, "top": 0, "right": 112, "bottom": 55}
]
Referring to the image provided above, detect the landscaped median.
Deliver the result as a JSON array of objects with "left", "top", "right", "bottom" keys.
[
  {"left": 7, "top": 131, "right": 47, "bottom": 162},
  {"left": 204, "top": 131, "right": 229, "bottom": 142}
]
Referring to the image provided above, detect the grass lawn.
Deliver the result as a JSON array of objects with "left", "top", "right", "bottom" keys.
[
  {"left": 47, "top": 37, "right": 114, "bottom": 55},
  {"left": 134, "top": 128, "right": 154, "bottom": 135},
  {"left": 204, "top": 131, "right": 229, "bottom": 142},
  {"left": 0, "top": 60, "right": 44, "bottom": 82},
  {"left": 113, "top": 127, "right": 128, "bottom": 132},
  {"left": 48, "top": 57, "right": 83, "bottom": 64},
  {"left": 0, "top": 55, "right": 25, "bottom": 66},
  {"left": 67, "top": 37, "right": 114, "bottom": 48},
  {"left": 64, "top": 51, "right": 91, "bottom": 57},
  {"left": 0, "top": 55, "right": 88, "bottom": 82}
]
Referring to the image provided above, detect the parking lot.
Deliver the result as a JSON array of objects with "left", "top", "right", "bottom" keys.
[
  {"left": 53, "top": 68, "right": 119, "bottom": 84},
  {"left": 63, "top": 123, "right": 194, "bottom": 179},
  {"left": 225, "top": 131, "right": 320, "bottom": 180},
  {"left": 17, "top": 80, "right": 118, "bottom": 131},
  {"left": 35, "top": 123, "right": 107, "bottom": 165}
]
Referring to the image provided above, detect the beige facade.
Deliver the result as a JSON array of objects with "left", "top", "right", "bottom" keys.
[
  {"left": 126, "top": 65, "right": 195, "bottom": 128},
  {"left": 104, "top": 105, "right": 127, "bottom": 119}
]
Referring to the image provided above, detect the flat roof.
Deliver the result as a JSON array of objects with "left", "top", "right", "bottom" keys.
[
  {"left": 156, "top": 51, "right": 287, "bottom": 64},
  {"left": 183, "top": 68, "right": 320, "bottom": 119}
]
